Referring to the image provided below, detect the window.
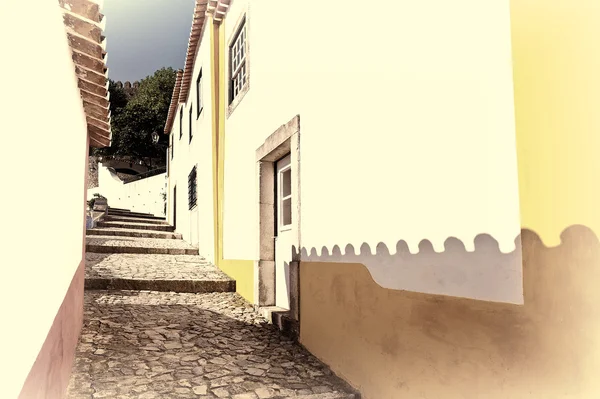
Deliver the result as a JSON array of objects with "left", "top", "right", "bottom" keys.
[
  {"left": 188, "top": 166, "right": 197, "bottom": 210},
  {"left": 196, "top": 69, "right": 203, "bottom": 117},
  {"left": 229, "top": 17, "right": 247, "bottom": 104},
  {"left": 170, "top": 134, "right": 174, "bottom": 160},
  {"left": 280, "top": 167, "right": 292, "bottom": 227},
  {"left": 179, "top": 106, "right": 183, "bottom": 139},
  {"left": 189, "top": 103, "right": 193, "bottom": 143}
]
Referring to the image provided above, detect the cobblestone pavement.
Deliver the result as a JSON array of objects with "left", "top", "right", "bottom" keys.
[
  {"left": 86, "top": 253, "right": 232, "bottom": 281},
  {"left": 87, "top": 236, "right": 197, "bottom": 250},
  {"left": 67, "top": 291, "right": 355, "bottom": 399}
]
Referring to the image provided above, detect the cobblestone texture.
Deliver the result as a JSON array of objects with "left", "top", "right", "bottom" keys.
[
  {"left": 66, "top": 291, "right": 355, "bottom": 399},
  {"left": 87, "top": 236, "right": 196, "bottom": 250},
  {"left": 86, "top": 254, "right": 231, "bottom": 281}
]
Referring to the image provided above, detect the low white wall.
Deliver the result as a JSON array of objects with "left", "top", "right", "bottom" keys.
[{"left": 89, "top": 163, "right": 167, "bottom": 216}]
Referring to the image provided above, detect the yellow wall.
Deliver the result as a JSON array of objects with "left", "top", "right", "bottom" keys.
[
  {"left": 210, "top": 17, "right": 254, "bottom": 302},
  {"left": 511, "top": 0, "right": 600, "bottom": 245}
]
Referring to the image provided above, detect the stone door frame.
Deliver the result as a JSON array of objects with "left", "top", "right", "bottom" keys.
[{"left": 254, "top": 115, "right": 301, "bottom": 321}]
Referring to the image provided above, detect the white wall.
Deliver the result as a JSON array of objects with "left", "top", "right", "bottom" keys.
[
  {"left": 167, "top": 23, "right": 215, "bottom": 261},
  {"left": 88, "top": 163, "right": 167, "bottom": 217},
  {"left": 0, "top": 1, "right": 89, "bottom": 397},
  {"left": 222, "top": 0, "right": 523, "bottom": 303}
]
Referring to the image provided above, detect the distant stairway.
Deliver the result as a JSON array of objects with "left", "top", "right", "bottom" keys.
[{"left": 85, "top": 207, "right": 235, "bottom": 293}]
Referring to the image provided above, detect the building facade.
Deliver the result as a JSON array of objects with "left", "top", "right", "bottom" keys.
[
  {"left": 165, "top": 0, "right": 600, "bottom": 397},
  {"left": 1, "top": 0, "right": 111, "bottom": 398}
]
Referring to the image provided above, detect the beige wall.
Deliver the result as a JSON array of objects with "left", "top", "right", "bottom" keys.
[
  {"left": 0, "top": 1, "right": 91, "bottom": 397},
  {"left": 300, "top": 227, "right": 600, "bottom": 398},
  {"left": 167, "top": 22, "right": 215, "bottom": 260}
]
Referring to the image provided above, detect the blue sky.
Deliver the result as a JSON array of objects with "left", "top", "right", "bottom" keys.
[{"left": 103, "top": 0, "right": 195, "bottom": 82}]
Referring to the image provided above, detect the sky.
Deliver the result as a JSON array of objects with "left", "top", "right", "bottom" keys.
[{"left": 102, "top": 0, "right": 195, "bottom": 82}]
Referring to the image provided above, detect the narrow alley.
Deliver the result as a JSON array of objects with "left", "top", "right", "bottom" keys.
[{"left": 66, "top": 208, "right": 357, "bottom": 399}]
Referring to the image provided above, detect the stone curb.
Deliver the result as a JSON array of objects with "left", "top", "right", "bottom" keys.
[
  {"left": 96, "top": 221, "right": 175, "bottom": 232},
  {"left": 104, "top": 216, "right": 170, "bottom": 225},
  {"left": 84, "top": 278, "right": 236, "bottom": 293},
  {"left": 86, "top": 229, "right": 182, "bottom": 240},
  {"left": 86, "top": 245, "right": 198, "bottom": 255}
]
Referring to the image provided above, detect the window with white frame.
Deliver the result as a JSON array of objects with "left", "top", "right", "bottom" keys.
[{"left": 229, "top": 17, "right": 247, "bottom": 104}]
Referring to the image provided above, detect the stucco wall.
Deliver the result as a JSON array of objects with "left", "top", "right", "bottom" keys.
[
  {"left": 167, "top": 22, "right": 215, "bottom": 261},
  {"left": 89, "top": 163, "right": 167, "bottom": 217},
  {"left": 300, "top": 228, "right": 600, "bottom": 398},
  {"left": 222, "top": 0, "right": 522, "bottom": 303},
  {"left": 0, "top": 1, "right": 89, "bottom": 397},
  {"left": 299, "top": 0, "right": 600, "bottom": 397}
]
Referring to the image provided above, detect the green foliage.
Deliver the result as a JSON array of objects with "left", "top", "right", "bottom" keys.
[
  {"left": 87, "top": 193, "right": 106, "bottom": 210},
  {"left": 93, "top": 67, "right": 177, "bottom": 168}
]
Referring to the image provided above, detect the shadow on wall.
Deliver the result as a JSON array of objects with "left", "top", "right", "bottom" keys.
[
  {"left": 299, "top": 225, "right": 600, "bottom": 399},
  {"left": 292, "top": 233, "right": 523, "bottom": 304}
]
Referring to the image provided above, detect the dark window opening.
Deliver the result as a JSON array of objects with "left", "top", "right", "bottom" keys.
[{"left": 188, "top": 166, "right": 197, "bottom": 210}]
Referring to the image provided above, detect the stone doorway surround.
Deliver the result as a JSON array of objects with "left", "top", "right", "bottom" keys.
[{"left": 255, "top": 115, "right": 301, "bottom": 324}]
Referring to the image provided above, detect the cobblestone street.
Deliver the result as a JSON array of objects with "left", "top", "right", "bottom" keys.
[
  {"left": 67, "top": 291, "right": 355, "bottom": 399},
  {"left": 68, "top": 208, "right": 356, "bottom": 399}
]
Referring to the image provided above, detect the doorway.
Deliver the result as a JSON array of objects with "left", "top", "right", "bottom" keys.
[
  {"left": 255, "top": 115, "right": 300, "bottom": 315},
  {"left": 173, "top": 185, "right": 177, "bottom": 229},
  {"left": 275, "top": 154, "right": 293, "bottom": 309}
]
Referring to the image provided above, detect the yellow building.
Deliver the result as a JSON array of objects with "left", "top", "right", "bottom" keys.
[{"left": 164, "top": 0, "right": 600, "bottom": 397}]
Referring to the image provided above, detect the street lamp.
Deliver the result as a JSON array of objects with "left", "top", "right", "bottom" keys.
[{"left": 151, "top": 131, "right": 160, "bottom": 144}]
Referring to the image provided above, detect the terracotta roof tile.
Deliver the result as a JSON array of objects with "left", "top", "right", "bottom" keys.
[
  {"left": 59, "top": 0, "right": 111, "bottom": 148},
  {"left": 164, "top": 0, "right": 232, "bottom": 134}
]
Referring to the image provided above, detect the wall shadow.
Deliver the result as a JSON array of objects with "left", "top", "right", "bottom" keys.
[
  {"left": 293, "top": 232, "right": 523, "bottom": 304},
  {"left": 299, "top": 225, "right": 600, "bottom": 398}
]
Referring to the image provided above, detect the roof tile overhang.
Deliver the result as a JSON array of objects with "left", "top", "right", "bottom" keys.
[
  {"left": 164, "top": 70, "right": 184, "bottom": 134},
  {"left": 59, "top": 0, "right": 112, "bottom": 148},
  {"left": 163, "top": 0, "right": 232, "bottom": 134}
]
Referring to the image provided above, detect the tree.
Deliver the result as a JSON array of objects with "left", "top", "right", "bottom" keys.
[{"left": 93, "top": 67, "right": 177, "bottom": 168}]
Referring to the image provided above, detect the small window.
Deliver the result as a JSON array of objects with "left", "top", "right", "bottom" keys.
[
  {"left": 188, "top": 166, "right": 197, "bottom": 210},
  {"left": 196, "top": 69, "right": 203, "bottom": 117},
  {"left": 179, "top": 106, "right": 183, "bottom": 139},
  {"left": 189, "top": 103, "right": 193, "bottom": 143},
  {"left": 171, "top": 134, "right": 174, "bottom": 160},
  {"left": 229, "top": 17, "right": 247, "bottom": 104},
  {"left": 280, "top": 168, "right": 292, "bottom": 227}
]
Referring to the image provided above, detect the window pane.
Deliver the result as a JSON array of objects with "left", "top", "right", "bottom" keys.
[
  {"left": 282, "top": 169, "right": 291, "bottom": 197},
  {"left": 282, "top": 198, "right": 292, "bottom": 226}
]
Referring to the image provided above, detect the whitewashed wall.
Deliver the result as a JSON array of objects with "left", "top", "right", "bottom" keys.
[
  {"left": 0, "top": 1, "right": 89, "bottom": 397},
  {"left": 89, "top": 163, "right": 167, "bottom": 217},
  {"left": 222, "top": 0, "right": 523, "bottom": 303},
  {"left": 167, "top": 23, "right": 215, "bottom": 261}
]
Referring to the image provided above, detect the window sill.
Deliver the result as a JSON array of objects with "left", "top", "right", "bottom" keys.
[{"left": 227, "top": 81, "right": 250, "bottom": 119}]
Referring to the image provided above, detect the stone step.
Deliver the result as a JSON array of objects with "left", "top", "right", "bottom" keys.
[
  {"left": 96, "top": 220, "right": 175, "bottom": 232},
  {"left": 86, "top": 235, "right": 198, "bottom": 255},
  {"left": 107, "top": 210, "right": 166, "bottom": 220},
  {"left": 107, "top": 207, "right": 131, "bottom": 212},
  {"left": 85, "top": 253, "right": 235, "bottom": 293},
  {"left": 86, "top": 227, "right": 182, "bottom": 240},
  {"left": 104, "top": 215, "right": 170, "bottom": 225}
]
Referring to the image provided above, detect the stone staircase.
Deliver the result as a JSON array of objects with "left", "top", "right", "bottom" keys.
[
  {"left": 85, "top": 207, "right": 235, "bottom": 293},
  {"left": 75, "top": 206, "right": 359, "bottom": 399}
]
